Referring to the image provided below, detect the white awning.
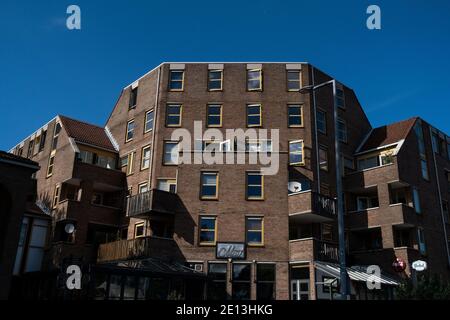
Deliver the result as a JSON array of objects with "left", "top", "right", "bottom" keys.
[{"left": 315, "top": 261, "right": 400, "bottom": 286}]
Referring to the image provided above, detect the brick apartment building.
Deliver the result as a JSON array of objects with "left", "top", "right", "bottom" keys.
[{"left": 8, "top": 62, "right": 450, "bottom": 300}]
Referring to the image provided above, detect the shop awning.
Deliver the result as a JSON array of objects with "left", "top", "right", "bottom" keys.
[
  {"left": 95, "top": 257, "right": 206, "bottom": 278},
  {"left": 315, "top": 261, "right": 400, "bottom": 286}
]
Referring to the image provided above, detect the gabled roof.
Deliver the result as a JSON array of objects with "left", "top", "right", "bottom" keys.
[
  {"left": 357, "top": 117, "right": 418, "bottom": 153},
  {"left": 58, "top": 115, "right": 117, "bottom": 152}
]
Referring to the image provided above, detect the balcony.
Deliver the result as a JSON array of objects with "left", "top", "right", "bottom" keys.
[
  {"left": 350, "top": 247, "right": 421, "bottom": 276},
  {"left": 344, "top": 162, "right": 399, "bottom": 191},
  {"left": 289, "top": 238, "right": 339, "bottom": 263},
  {"left": 288, "top": 191, "right": 336, "bottom": 223},
  {"left": 97, "top": 236, "right": 178, "bottom": 263},
  {"left": 346, "top": 203, "right": 419, "bottom": 230},
  {"left": 126, "top": 189, "right": 181, "bottom": 218}
]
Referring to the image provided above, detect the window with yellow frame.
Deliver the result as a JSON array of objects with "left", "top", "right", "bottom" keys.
[
  {"left": 246, "top": 217, "right": 264, "bottom": 246},
  {"left": 207, "top": 104, "right": 222, "bottom": 127},
  {"left": 247, "top": 104, "right": 262, "bottom": 127},
  {"left": 200, "top": 172, "right": 219, "bottom": 199},
  {"left": 169, "top": 70, "right": 184, "bottom": 91},
  {"left": 199, "top": 216, "right": 217, "bottom": 245},
  {"left": 46, "top": 153, "right": 55, "bottom": 177},
  {"left": 247, "top": 69, "right": 262, "bottom": 91},
  {"left": 52, "top": 184, "right": 61, "bottom": 208},
  {"left": 246, "top": 172, "right": 264, "bottom": 200},
  {"left": 208, "top": 70, "right": 223, "bottom": 91},
  {"left": 166, "top": 104, "right": 182, "bottom": 127},
  {"left": 289, "top": 140, "right": 304, "bottom": 165},
  {"left": 134, "top": 222, "right": 145, "bottom": 238}
]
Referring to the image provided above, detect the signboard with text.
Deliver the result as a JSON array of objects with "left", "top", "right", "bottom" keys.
[{"left": 216, "top": 242, "right": 246, "bottom": 260}]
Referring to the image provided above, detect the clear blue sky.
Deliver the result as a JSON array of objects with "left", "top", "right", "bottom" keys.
[{"left": 1, "top": 0, "right": 449, "bottom": 150}]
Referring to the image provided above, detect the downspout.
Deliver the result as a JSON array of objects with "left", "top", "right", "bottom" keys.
[
  {"left": 310, "top": 65, "right": 321, "bottom": 194},
  {"left": 428, "top": 127, "right": 450, "bottom": 266},
  {"left": 148, "top": 66, "right": 162, "bottom": 189}
]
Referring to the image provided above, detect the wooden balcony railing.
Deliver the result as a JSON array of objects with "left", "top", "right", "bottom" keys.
[
  {"left": 126, "top": 189, "right": 180, "bottom": 218},
  {"left": 97, "top": 236, "right": 177, "bottom": 263},
  {"left": 312, "top": 192, "right": 337, "bottom": 216}
]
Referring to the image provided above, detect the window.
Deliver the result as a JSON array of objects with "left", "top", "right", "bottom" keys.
[
  {"left": 33, "top": 135, "right": 41, "bottom": 155},
  {"left": 448, "top": 142, "right": 450, "bottom": 160},
  {"left": 420, "top": 159, "right": 429, "bottom": 180},
  {"left": 289, "top": 140, "right": 304, "bottom": 165},
  {"left": 417, "top": 228, "right": 426, "bottom": 255},
  {"left": 199, "top": 216, "right": 217, "bottom": 245},
  {"left": 163, "top": 141, "right": 178, "bottom": 165},
  {"left": 247, "top": 104, "right": 262, "bottom": 127},
  {"left": 52, "top": 185, "right": 61, "bottom": 208},
  {"left": 287, "top": 70, "right": 301, "bottom": 91},
  {"left": 336, "top": 88, "right": 345, "bottom": 109},
  {"left": 166, "top": 104, "right": 182, "bottom": 127},
  {"left": 27, "top": 139, "right": 34, "bottom": 158},
  {"left": 47, "top": 154, "right": 55, "bottom": 177},
  {"left": 208, "top": 70, "right": 223, "bottom": 91},
  {"left": 17, "top": 146, "right": 23, "bottom": 157},
  {"left": 207, "top": 263, "right": 227, "bottom": 300},
  {"left": 246, "top": 217, "right": 264, "bottom": 246},
  {"left": 316, "top": 110, "right": 326, "bottom": 134},
  {"left": 141, "top": 145, "right": 151, "bottom": 170},
  {"left": 432, "top": 133, "right": 439, "bottom": 154},
  {"left": 322, "top": 224, "right": 334, "bottom": 242},
  {"left": 319, "top": 146, "right": 328, "bottom": 171},
  {"left": 169, "top": 70, "right": 184, "bottom": 91},
  {"left": 51, "top": 123, "right": 61, "bottom": 151},
  {"left": 337, "top": 119, "right": 347, "bottom": 142},
  {"left": 134, "top": 223, "right": 145, "bottom": 238},
  {"left": 246, "top": 139, "right": 272, "bottom": 152},
  {"left": 144, "top": 110, "right": 154, "bottom": 133},
  {"left": 357, "top": 156, "right": 379, "bottom": 170},
  {"left": 138, "top": 183, "right": 148, "bottom": 194},
  {"left": 344, "top": 157, "right": 355, "bottom": 170},
  {"left": 414, "top": 122, "right": 429, "bottom": 180},
  {"left": 412, "top": 187, "right": 421, "bottom": 214},
  {"left": 356, "top": 196, "right": 379, "bottom": 211},
  {"left": 201, "top": 172, "right": 218, "bottom": 199},
  {"left": 92, "top": 193, "right": 103, "bottom": 205},
  {"left": 129, "top": 87, "right": 138, "bottom": 109},
  {"left": 157, "top": 179, "right": 177, "bottom": 193},
  {"left": 232, "top": 263, "right": 251, "bottom": 300},
  {"left": 288, "top": 104, "right": 303, "bottom": 127},
  {"left": 256, "top": 264, "right": 275, "bottom": 300},
  {"left": 246, "top": 172, "right": 264, "bottom": 200},
  {"left": 207, "top": 104, "right": 222, "bottom": 127},
  {"left": 122, "top": 152, "right": 135, "bottom": 175},
  {"left": 247, "top": 69, "right": 262, "bottom": 91},
  {"left": 125, "top": 120, "right": 135, "bottom": 142},
  {"left": 442, "top": 201, "right": 449, "bottom": 224},
  {"left": 38, "top": 130, "right": 47, "bottom": 152}
]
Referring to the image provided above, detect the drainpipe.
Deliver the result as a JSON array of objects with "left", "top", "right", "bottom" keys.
[
  {"left": 310, "top": 66, "right": 321, "bottom": 194},
  {"left": 330, "top": 80, "right": 349, "bottom": 299},
  {"left": 148, "top": 66, "right": 162, "bottom": 189},
  {"left": 428, "top": 127, "right": 450, "bottom": 266}
]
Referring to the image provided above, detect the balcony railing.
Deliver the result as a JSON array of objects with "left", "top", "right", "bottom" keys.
[
  {"left": 97, "top": 236, "right": 177, "bottom": 263},
  {"left": 126, "top": 189, "right": 180, "bottom": 218},
  {"left": 288, "top": 191, "right": 337, "bottom": 220},
  {"left": 289, "top": 238, "right": 339, "bottom": 263},
  {"left": 312, "top": 192, "right": 337, "bottom": 216}
]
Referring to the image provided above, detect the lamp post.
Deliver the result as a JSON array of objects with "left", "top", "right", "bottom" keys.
[{"left": 300, "top": 78, "right": 349, "bottom": 299}]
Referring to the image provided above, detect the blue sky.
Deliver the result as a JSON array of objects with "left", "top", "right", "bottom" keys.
[{"left": 1, "top": 0, "right": 449, "bottom": 150}]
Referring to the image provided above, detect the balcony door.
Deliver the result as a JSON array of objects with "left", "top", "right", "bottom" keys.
[{"left": 290, "top": 279, "right": 310, "bottom": 300}]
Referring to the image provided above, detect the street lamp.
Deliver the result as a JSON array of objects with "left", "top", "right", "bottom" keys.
[{"left": 300, "top": 78, "right": 350, "bottom": 300}]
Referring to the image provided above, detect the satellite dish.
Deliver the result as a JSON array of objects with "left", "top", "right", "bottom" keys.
[
  {"left": 288, "top": 181, "right": 302, "bottom": 193},
  {"left": 64, "top": 223, "right": 75, "bottom": 234}
]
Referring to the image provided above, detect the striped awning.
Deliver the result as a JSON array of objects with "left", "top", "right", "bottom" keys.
[{"left": 315, "top": 261, "right": 400, "bottom": 286}]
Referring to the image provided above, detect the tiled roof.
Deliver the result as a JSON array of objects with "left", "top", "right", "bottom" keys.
[
  {"left": 59, "top": 115, "right": 117, "bottom": 152},
  {"left": 0, "top": 150, "right": 39, "bottom": 168},
  {"left": 358, "top": 117, "right": 418, "bottom": 152}
]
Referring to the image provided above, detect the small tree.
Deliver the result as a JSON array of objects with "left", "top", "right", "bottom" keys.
[{"left": 396, "top": 273, "right": 450, "bottom": 300}]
